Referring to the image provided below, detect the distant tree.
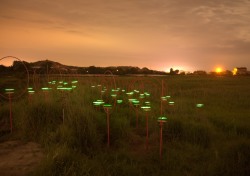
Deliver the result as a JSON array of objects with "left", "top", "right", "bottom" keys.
[
  {"left": 179, "top": 71, "right": 186, "bottom": 75},
  {"left": 223, "top": 70, "right": 233, "bottom": 76},
  {"left": 0, "top": 65, "right": 8, "bottom": 73},
  {"left": 141, "top": 67, "right": 150, "bottom": 74},
  {"left": 170, "top": 68, "right": 174, "bottom": 75},
  {"left": 193, "top": 70, "right": 207, "bottom": 75},
  {"left": 170, "top": 68, "right": 179, "bottom": 75}
]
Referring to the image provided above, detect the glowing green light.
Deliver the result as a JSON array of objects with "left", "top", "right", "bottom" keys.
[
  {"left": 63, "top": 82, "right": 68, "bottom": 85},
  {"left": 48, "top": 81, "right": 52, "bottom": 84},
  {"left": 103, "top": 104, "right": 112, "bottom": 109},
  {"left": 132, "top": 100, "right": 140, "bottom": 104},
  {"left": 139, "top": 94, "right": 145, "bottom": 99},
  {"left": 101, "top": 90, "right": 106, "bottom": 94},
  {"left": 141, "top": 106, "right": 151, "bottom": 112},
  {"left": 169, "top": 101, "right": 174, "bottom": 105},
  {"left": 5, "top": 89, "right": 15, "bottom": 94},
  {"left": 28, "top": 90, "right": 35, "bottom": 94},
  {"left": 57, "top": 87, "right": 72, "bottom": 91},
  {"left": 59, "top": 81, "right": 63, "bottom": 84},
  {"left": 126, "top": 92, "right": 134, "bottom": 96},
  {"left": 91, "top": 86, "right": 95, "bottom": 88},
  {"left": 28, "top": 87, "right": 33, "bottom": 90},
  {"left": 93, "top": 100, "right": 105, "bottom": 106},
  {"left": 72, "top": 85, "right": 77, "bottom": 89},
  {"left": 196, "top": 104, "right": 204, "bottom": 108},
  {"left": 42, "top": 87, "right": 52, "bottom": 91},
  {"left": 161, "top": 97, "right": 167, "bottom": 101},
  {"left": 144, "top": 92, "right": 150, "bottom": 97},
  {"left": 158, "top": 116, "right": 167, "bottom": 123},
  {"left": 117, "top": 100, "right": 123, "bottom": 104},
  {"left": 132, "top": 100, "right": 140, "bottom": 107},
  {"left": 128, "top": 98, "right": 137, "bottom": 103},
  {"left": 72, "top": 80, "right": 78, "bottom": 84},
  {"left": 166, "top": 95, "right": 171, "bottom": 99},
  {"left": 111, "top": 94, "right": 117, "bottom": 97},
  {"left": 134, "top": 90, "right": 140, "bottom": 93},
  {"left": 122, "top": 89, "right": 125, "bottom": 92},
  {"left": 97, "top": 100, "right": 104, "bottom": 102},
  {"left": 145, "top": 101, "right": 150, "bottom": 105},
  {"left": 97, "top": 85, "right": 101, "bottom": 87}
]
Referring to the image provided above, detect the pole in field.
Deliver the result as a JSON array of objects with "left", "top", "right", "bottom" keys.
[
  {"left": 103, "top": 104, "right": 112, "bottom": 147},
  {"left": 141, "top": 106, "right": 151, "bottom": 150},
  {"left": 157, "top": 116, "right": 167, "bottom": 159},
  {"left": 28, "top": 87, "right": 35, "bottom": 103},
  {"left": 5, "top": 89, "right": 14, "bottom": 133}
]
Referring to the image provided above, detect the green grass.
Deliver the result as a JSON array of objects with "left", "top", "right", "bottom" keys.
[{"left": 1, "top": 75, "right": 250, "bottom": 176}]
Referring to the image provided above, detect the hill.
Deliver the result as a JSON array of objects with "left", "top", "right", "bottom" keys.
[{"left": 0, "top": 60, "right": 167, "bottom": 75}]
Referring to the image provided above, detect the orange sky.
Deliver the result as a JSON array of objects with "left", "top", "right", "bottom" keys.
[{"left": 1, "top": 0, "right": 250, "bottom": 72}]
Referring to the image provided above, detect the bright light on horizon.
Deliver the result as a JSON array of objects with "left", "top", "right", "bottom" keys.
[{"left": 215, "top": 67, "right": 223, "bottom": 73}]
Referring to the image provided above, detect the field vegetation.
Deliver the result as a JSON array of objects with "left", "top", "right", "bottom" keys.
[{"left": 0, "top": 75, "right": 250, "bottom": 176}]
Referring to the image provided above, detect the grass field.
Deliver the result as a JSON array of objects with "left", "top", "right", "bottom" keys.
[{"left": 0, "top": 75, "right": 250, "bottom": 176}]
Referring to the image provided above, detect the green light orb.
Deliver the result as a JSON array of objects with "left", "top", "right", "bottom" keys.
[
  {"left": 141, "top": 106, "right": 151, "bottom": 112},
  {"left": 42, "top": 87, "right": 52, "bottom": 91},
  {"left": 161, "top": 97, "right": 167, "bottom": 101},
  {"left": 139, "top": 94, "right": 145, "bottom": 99},
  {"left": 158, "top": 116, "right": 167, "bottom": 123},
  {"left": 57, "top": 87, "right": 72, "bottom": 91},
  {"left": 103, "top": 104, "right": 112, "bottom": 109},
  {"left": 111, "top": 94, "right": 117, "bottom": 97},
  {"left": 128, "top": 98, "right": 137, "bottom": 103},
  {"left": 132, "top": 100, "right": 140, "bottom": 104},
  {"left": 117, "top": 100, "right": 123, "bottom": 104},
  {"left": 72, "top": 80, "right": 78, "bottom": 84},
  {"left": 126, "top": 92, "right": 134, "bottom": 96},
  {"left": 196, "top": 104, "right": 204, "bottom": 108},
  {"left": 93, "top": 101, "right": 104, "bottom": 106},
  {"left": 169, "top": 101, "right": 174, "bottom": 106},
  {"left": 134, "top": 90, "right": 140, "bottom": 93},
  {"left": 5, "top": 88, "right": 15, "bottom": 94},
  {"left": 28, "top": 90, "right": 35, "bottom": 94}
]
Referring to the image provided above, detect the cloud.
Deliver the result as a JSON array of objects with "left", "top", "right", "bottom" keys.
[{"left": 1, "top": 0, "right": 250, "bottom": 71}]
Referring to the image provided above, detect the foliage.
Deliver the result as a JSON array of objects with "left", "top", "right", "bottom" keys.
[{"left": 1, "top": 76, "right": 250, "bottom": 176}]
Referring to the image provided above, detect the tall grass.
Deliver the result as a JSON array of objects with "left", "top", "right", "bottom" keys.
[{"left": 0, "top": 76, "right": 250, "bottom": 175}]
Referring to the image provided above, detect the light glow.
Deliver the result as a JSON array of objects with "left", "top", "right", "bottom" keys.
[{"left": 215, "top": 67, "right": 223, "bottom": 73}]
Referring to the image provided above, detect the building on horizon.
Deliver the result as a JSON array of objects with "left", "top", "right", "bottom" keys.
[{"left": 232, "top": 67, "right": 248, "bottom": 75}]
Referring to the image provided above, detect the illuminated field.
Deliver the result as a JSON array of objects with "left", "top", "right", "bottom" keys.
[{"left": 0, "top": 76, "right": 250, "bottom": 176}]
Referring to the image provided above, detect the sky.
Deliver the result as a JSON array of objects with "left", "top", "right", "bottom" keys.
[{"left": 0, "top": 0, "right": 250, "bottom": 72}]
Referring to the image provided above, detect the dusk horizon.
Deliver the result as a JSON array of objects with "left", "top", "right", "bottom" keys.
[{"left": 1, "top": 0, "right": 250, "bottom": 72}]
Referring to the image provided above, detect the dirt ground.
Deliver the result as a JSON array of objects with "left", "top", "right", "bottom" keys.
[{"left": 0, "top": 140, "right": 44, "bottom": 176}]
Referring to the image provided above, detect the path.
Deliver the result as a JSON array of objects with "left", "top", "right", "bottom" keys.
[{"left": 0, "top": 140, "right": 44, "bottom": 176}]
